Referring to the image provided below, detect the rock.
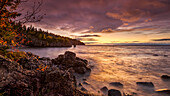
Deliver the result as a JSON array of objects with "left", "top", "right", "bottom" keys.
[
  {"left": 64, "top": 51, "right": 76, "bottom": 60},
  {"left": 156, "top": 89, "right": 170, "bottom": 94},
  {"left": 81, "top": 87, "right": 87, "bottom": 91},
  {"left": 74, "top": 67, "right": 87, "bottom": 74},
  {"left": 161, "top": 75, "right": 170, "bottom": 80},
  {"left": 136, "top": 82, "right": 154, "bottom": 87},
  {"left": 109, "top": 82, "right": 123, "bottom": 88},
  {"left": 0, "top": 51, "right": 89, "bottom": 96},
  {"left": 52, "top": 51, "right": 90, "bottom": 74},
  {"left": 164, "top": 55, "right": 168, "bottom": 57},
  {"left": 78, "top": 83, "right": 82, "bottom": 86},
  {"left": 26, "top": 52, "right": 39, "bottom": 58},
  {"left": 153, "top": 54, "right": 159, "bottom": 56},
  {"left": 100, "top": 86, "right": 108, "bottom": 92},
  {"left": 108, "top": 89, "right": 122, "bottom": 96},
  {"left": 83, "top": 81, "right": 90, "bottom": 85}
]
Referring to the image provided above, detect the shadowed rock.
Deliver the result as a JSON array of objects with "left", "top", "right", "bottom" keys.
[
  {"left": 156, "top": 89, "right": 170, "bottom": 95},
  {"left": 100, "top": 86, "right": 108, "bottom": 92},
  {"left": 109, "top": 82, "right": 123, "bottom": 88},
  {"left": 81, "top": 87, "right": 87, "bottom": 91},
  {"left": 136, "top": 82, "right": 154, "bottom": 87},
  {"left": 83, "top": 81, "right": 90, "bottom": 85},
  {"left": 78, "top": 83, "right": 82, "bottom": 86},
  {"left": 108, "top": 89, "right": 122, "bottom": 96},
  {"left": 0, "top": 51, "right": 90, "bottom": 96},
  {"left": 164, "top": 55, "right": 168, "bottom": 57},
  {"left": 52, "top": 51, "right": 91, "bottom": 74},
  {"left": 161, "top": 75, "right": 170, "bottom": 80},
  {"left": 153, "top": 54, "right": 159, "bottom": 56}
]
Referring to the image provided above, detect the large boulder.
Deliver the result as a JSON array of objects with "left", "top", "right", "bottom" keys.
[
  {"left": 52, "top": 51, "right": 91, "bottom": 74},
  {"left": 161, "top": 75, "right": 170, "bottom": 80},
  {"left": 108, "top": 89, "right": 122, "bottom": 96}
]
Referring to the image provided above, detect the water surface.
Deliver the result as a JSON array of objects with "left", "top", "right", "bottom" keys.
[{"left": 19, "top": 45, "right": 170, "bottom": 96}]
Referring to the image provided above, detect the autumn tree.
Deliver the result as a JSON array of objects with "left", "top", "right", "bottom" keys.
[{"left": 0, "top": 0, "right": 43, "bottom": 46}]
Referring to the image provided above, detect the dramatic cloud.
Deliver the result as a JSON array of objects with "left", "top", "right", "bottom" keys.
[
  {"left": 20, "top": 0, "right": 170, "bottom": 33},
  {"left": 19, "top": 0, "right": 170, "bottom": 44}
]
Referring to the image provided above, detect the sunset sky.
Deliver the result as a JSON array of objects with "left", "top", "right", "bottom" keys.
[{"left": 21, "top": 0, "right": 170, "bottom": 45}]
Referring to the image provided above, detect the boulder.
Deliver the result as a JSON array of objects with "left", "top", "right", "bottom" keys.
[
  {"left": 81, "top": 87, "right": 87, "bottom": 91},
  {"left": 64, "top": 51, "right": 76, "bottom": 60},
  {"left": 78, "top": 83, "right": 82, "bottom": 86},
  {"left": 100, "top": 86, "right": 108, "bottom": 92},
  {"left": 108, "top": 89, "right": 122, "bottom": 96},
  {"left": 156, "top": 89, "right": 170, "bottom": 94},
  {"left": 164, "top": 55, "right": 168, "bottom": 57},
  {"left": 136, "top": 82, "right": 154, "bottom": 87},
  {"left": 109, "top": 82, "right": 123, "bottom": 88},
  {"left": 83, "top": 81, "right": 90, "bottom": 85},
  {"left": 161, "top": 75, "right": 170, "bottom": 80},
  {"left": 52, "top": 51, "right": 90, "bottom": 74},
  {"left": 153, "top": 54, "right": 159, "bottom": 56}
]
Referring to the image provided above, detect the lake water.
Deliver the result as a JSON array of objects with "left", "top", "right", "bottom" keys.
[{"left": 19, "top": 45, "right": 170, "bottom": 96}]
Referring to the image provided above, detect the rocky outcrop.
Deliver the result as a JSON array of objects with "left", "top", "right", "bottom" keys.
[
  {"left": 52, "top": 51, "right": 91, "bottom": 74},
  {"left": 0, "top": 51, "right": 91, "bottom": 96}
]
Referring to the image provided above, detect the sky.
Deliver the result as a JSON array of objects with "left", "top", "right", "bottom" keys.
[{"left": 20, "top": 0, "right": 170, "bottom": 45}]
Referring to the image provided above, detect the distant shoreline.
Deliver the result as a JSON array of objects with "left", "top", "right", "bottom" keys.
[{"left": 85, "top": 45, "right": 170, "bottom": 46}]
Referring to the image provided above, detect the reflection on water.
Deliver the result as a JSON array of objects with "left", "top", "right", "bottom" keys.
[{"left": 19, "top": 45, "right": 170, "bottom": 96}]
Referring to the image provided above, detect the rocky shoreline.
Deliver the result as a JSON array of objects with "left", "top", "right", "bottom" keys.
[
  {"left": 0, "top": 50, "right": 170, "bottom": 96},
  {"left": 0, "top": 51, "right": 91, "bottom": 96}
]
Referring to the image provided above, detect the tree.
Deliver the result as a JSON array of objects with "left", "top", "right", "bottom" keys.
[{"left": 0, "top": 0, "right": 43, "bottom": 46}]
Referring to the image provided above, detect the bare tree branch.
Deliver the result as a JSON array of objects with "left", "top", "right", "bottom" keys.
[{"left": 14, "top": 0, "right": 45, "bottom": 24}]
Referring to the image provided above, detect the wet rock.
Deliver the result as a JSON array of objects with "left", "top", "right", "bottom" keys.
[
  {"left": 136, "top": 82, "right": 154, "bottom": 87},
  {"left": 64, "top": 51, "right": 76, "bottom": 60},
  {"left": 109, "top": 82, "right": 123, "bottom": 88},
  {"left": 108, "top": 89, "right": 122, "bottom": 96},
  {"left": 81, "top": 87, "right": 87, "bottom": 91},
  {"left": 100, "top": 86, "right": 108, "bottom": 92},
  {"left": 161, "top": 75, "right": 170, "bottom": 80},
  {"left": 78, "top": 83, "right": 82, "bottom": 86},
  {"left": 156, "top": 89, "right": 170, "bottom": 94},
  {"left": 164, "top": 55, "right": 168, "bottom": 57},
  {"left": 74, "top": 67, "right": 87, "bottom": 74},
  {"left": 83, "top": 81, "right": 90, "bottom": 85},
  {"left": 52, "top": 51, "right": 90, "bottom": 74},
  {"left": 153, "top": 54, "right": 159, "bottom": 56},
  {"left": 0, "top": 51, "right": 89, "bottom": 96}
]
